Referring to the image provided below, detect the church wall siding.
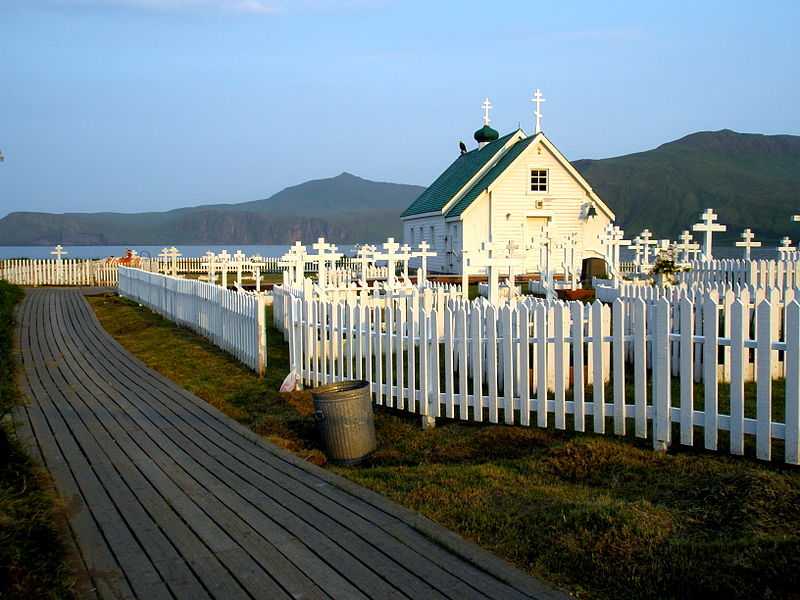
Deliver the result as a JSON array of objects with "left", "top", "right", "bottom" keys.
[{"left": 475, "top": 139, "right": 611, "bottom": 272}]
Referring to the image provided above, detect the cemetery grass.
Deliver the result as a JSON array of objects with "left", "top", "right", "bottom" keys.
[
  {"left": 89, "top": 292, "right": 800, "bottom": 600},
  {"left": 0, "top": 282, "right": 76, "bottom": 599}
]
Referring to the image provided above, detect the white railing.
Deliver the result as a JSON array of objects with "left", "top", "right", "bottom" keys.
[
  {"left": 118, "top": 267, "right": 267, "bottom": 374},
  {"left": 0, "top": 259, "right": 119, "bottom": 286},
  {"left": 285, "top": 292, "right": 800, "bottom": 464},
  {"left": 140, "top": 255, "right": 359, "bottom": 276}
]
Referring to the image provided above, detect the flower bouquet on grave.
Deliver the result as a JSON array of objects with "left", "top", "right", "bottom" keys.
[{"left": 650, "top": 245, "right": 688, "bottom": 287}]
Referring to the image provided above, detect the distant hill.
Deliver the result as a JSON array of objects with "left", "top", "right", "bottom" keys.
[
  {"left": 573, "top": 129, "right": 800, "bottom": 244},
  {"left": 0, "top": 172, "right": 424, "bottom": 245},
  {"left": 3, "top": 130, "right": 799, "bottom": 246}
]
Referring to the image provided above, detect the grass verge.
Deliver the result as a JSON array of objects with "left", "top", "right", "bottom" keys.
[
  {"left": 88, "top": 292, "right": 800, "bottom": 600},
  {"left": 0, "top": 281, "right": 76, "bottom": 599}
]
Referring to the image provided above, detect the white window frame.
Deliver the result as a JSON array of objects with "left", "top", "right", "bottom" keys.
[{"left": 528, "top": 168, "right": 549, "bottom": 193}]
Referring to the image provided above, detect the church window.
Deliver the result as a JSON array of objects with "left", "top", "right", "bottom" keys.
[{"left": 530, "top": 169, "right": 548, "bottom": 192}]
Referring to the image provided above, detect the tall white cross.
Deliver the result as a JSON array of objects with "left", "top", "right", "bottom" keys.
[
  {"left": 311, "top": 238, "right": 341, "bottom": 289},
  {"left": 354, "top": 244, "right": 375, "bottom": 285},
  {"left": 735, "top": 228, "right": 761, "bottom": 260},
  {"left": 778, "top": 236, "right": 796, "bottom": 259},
  {"left": 399, "top": 243, "right": 412, "bottom": 279},
  {"left": 166, "top": 246, "right": 181, "bottom": 277},
  {"left": 414, "top": 240, "right": 437, "bottom": 286},
  {"left": 380, "top": 237, "right": 402, "bottom": 289},
  {"left": 233, "top": 250, "right": 247, "bottom": 286},
  {"left": 285, "top": 241, "right": 307, "bottom": 286},
  {"left": 481, "top": 97, "right": 493, "bottom": 126},
  {"left": 248, "top": 255, "right": 265, "bottom": 291},
  {"left": 467, "top": 241, "right": 524, "bottom": 305},
  {"left": 531, "top": 88, "right": 545, "bottom": 134},
  {"left": 217, "top": 249, "right": 231, "bottom": 287},
  {"left": 639, "top": 229, "right": 658, "bottom": 268},
  {"left": 692, "top": 208, "right": 726, "bottom": 261},
  {"left": 677, "top": 230, "right": 700, "bottom": 264},
  {"left": 610, "top": 226, "right": 631, "bottom": 277},
  {"left": 51, "top": 244, "right": 67, "bottom": 261}
]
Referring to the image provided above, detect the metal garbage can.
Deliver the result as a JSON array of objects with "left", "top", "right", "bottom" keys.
[{"left": 311, "top": 380, "right": 376, "bottom": 465}]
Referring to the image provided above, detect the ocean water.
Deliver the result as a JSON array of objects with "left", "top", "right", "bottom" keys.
[
  {"left": 0, "top": 244, "right": 786, "bottom": 261},
  {"left": 0, "top": 244, "right": 358, "bottom": 259}
]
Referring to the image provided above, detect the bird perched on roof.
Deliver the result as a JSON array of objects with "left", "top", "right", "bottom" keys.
[{"left": 459, "top": 141, "right": 467, "bottom": 155}]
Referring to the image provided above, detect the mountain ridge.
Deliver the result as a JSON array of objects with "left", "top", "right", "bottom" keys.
[{"left": 2, "top": 129, "right": 798, "bottom": 245}]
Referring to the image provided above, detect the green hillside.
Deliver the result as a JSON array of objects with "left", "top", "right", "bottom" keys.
[
  {"left": 0, "top": 173, "right": 424, "bottom": 245},
  {"left": 574, "top": 129, "right": 800, "bottom": 244},
  {"left": 2, "top": 130, "right": 799, "bottom": 246}
]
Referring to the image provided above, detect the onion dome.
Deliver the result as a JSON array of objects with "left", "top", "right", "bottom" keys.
[{"left": 473, "top": 124, "right": 499, "bottom": 144}]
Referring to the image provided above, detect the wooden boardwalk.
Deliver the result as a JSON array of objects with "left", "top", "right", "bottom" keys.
[{"left": 13, "top": 289, "right": 566, "bottom": 600}]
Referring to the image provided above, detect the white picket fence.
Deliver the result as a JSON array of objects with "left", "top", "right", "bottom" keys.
[
  {"left": 284, "top": 291, "right": 800, "bottom": 463},
  {"left": 1, "top": 259, "right": 119, "bottom": 286},
  {"left": 118, "top": 267, "right": 267, "bottom": 374},
  {"left": 675, "top": 258, "right": 800, "bottom": 289},
  {"left": 272, "top": 278, "right": 463, "bottom": 341}
]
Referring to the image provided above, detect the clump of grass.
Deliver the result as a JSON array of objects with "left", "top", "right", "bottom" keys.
[
  {"left": 0, "top": 281, "right": 75, "bottom": 599},
  {"left": 90, "top": 293, "right": 800, "bottom": 600}
]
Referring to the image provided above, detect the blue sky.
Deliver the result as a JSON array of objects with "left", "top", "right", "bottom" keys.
[{"left": 1, "top": 0, "right": 799, "bottom": 217}]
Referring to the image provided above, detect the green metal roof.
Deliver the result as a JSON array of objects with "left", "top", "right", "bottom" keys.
[
  {"left": 401, "top": 132, "right": 515, "bottom": 217},
  {"left": 445, "top": 136, "right": 535, "bottom": 218}
]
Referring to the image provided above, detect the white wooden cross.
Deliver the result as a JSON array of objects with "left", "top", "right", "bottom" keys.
[
  {"left": 202, "top": 251, "right": 216, "bottom": 283},
  {"left": 735, "top": 228, "right": 761, "bottom": 260},
  {"left": 250, "top": 254, "right": 264, "bottom": 291},
  {"left": 692, "top": 208, "right": 726, "bottom": 261},
  {"left": 531, "top": 88, "right": 545, "bottom": 134},
  {"left": 161, "top": 246, "right": 181, "bottom": 277},
  {"left": 609, "top": 226, "right": 631, "bottom": 278},
  {"left": 399, "top": 243, "right": 412, "bottom": 279},
  {"left": 51, "top": 244, "right": 67, "bottom": 261},
  {"left": 467, "top": 241, "right": 525, "bottom": 304},
  {"left": 639, "top": 229, "right": 658, "bottom": 268},
  {"left": 778, "top": 236, "right": 796, "bottom": 259},
  {"left": 503, "top": 239, "right": 524, "bottom": 291},
  {"left": 379, "top": 237, "right": 402, "bottom": 289},
  {"left": 677, "top": 230, "right": 700, "bottom": 264},
  {"left": 51, "top": 244, "right": 67, "bottom": 284},
  {"left": 217, "top": 249, "right": 231, "bottom": 287},
  {"left": 284, "top": 241, "right": 307, "bottom": 286},
  {"left": 232, "top": 250, "right": 247, "bottom": 287},
  {"left": 310, "top": 238, "right": 341, "bottom": 289},
  {"left": 414, "top": 240, "right": 437, "bottom": 286},
  {"left": 353, "top": 244, "right": 375, "bottom": 285},
  {"left": 481, "top": 97, "right": 492, "bottom": 126}
]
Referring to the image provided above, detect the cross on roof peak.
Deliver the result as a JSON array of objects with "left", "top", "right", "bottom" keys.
[
  {"left": 531, "top": 88, "right": 545, "bottom": 134},
  {"left": 481, "top": 97, "right": 492, "bottom": 126}
]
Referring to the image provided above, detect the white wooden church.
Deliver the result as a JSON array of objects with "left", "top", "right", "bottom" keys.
[{"left": 401, "top": 92, "right": 615, "bottom": 275}]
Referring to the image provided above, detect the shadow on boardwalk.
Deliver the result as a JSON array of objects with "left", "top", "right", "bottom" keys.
[{"left": 13, "top": 288, "right": 564, "bottom": 600}]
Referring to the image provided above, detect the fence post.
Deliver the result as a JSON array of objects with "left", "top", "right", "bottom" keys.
[
  {"left": 653, "top": 297, "right": 671, "bottom": 451},
  {"left": 785, "top": 300, "right": 800, "bottom": 465},
  {"left": 257, "top": 294, "right": 267, "bottom": 377}
]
